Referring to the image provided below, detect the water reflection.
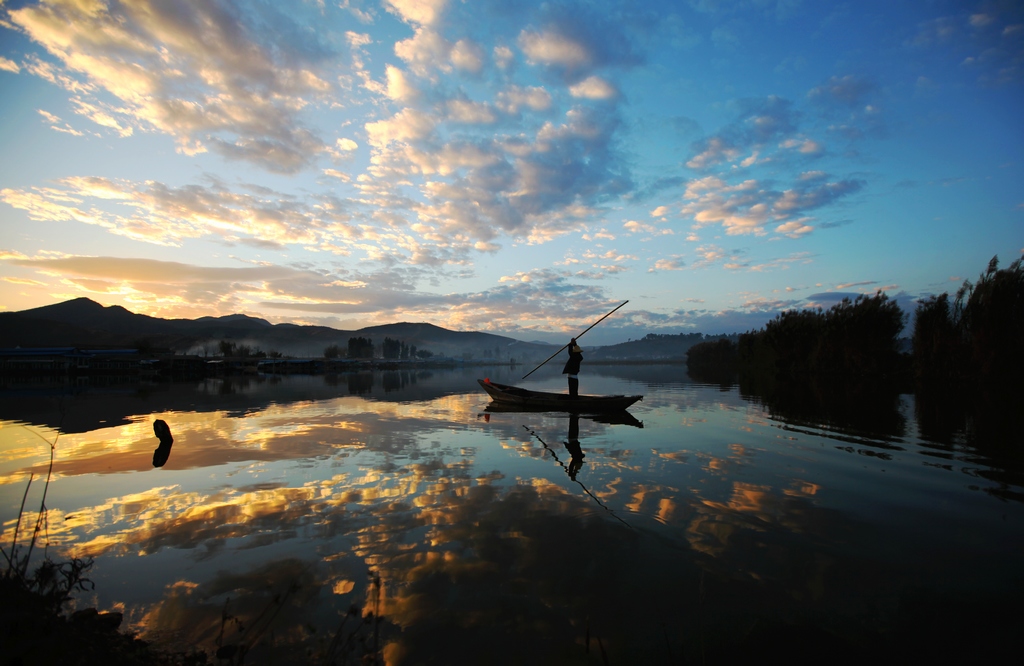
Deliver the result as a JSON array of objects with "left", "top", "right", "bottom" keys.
[
  {"left": 739, "top": 373, "right": 908, "bottom": 439},
  {"left": 565, "top": 414, "right": 584, "bottom": 481},
  {"left": 151, "top": 419, "right": 173, "bottom": 468},
  {"left": 1, "top": 368, "right": 1022, "bottom": 663}
]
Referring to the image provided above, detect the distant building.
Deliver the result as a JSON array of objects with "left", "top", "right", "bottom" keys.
[{"left": 0, "top": 347, "right": 140, "bottom": 375}]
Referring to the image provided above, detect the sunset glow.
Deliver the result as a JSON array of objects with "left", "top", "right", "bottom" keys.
[{"left": 1, "top": 0, "right": 1021, "bottom": 343}]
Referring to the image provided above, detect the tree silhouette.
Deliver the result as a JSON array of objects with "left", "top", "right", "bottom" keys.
[{"left": 913, "top": 255, "right": 1024, "bottom": 382}]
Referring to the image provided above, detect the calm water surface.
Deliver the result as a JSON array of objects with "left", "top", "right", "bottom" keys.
[{"left": 1, "top": 366, "right": 1022, "bottom": 663}]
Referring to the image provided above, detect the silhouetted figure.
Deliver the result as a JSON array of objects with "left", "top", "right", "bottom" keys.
[
  {"left": 562, "top": 338, "right": 583, "bottom": 398},
  {"left": 564, "top": 415, "right": 584, "bottom": 480},
  {"left": 153, "top": 419, "right": 173, "bottom": 468}
]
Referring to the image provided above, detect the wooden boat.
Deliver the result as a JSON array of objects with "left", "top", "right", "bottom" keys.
[
  {"left": 483, "top": 401, "right": 644, "bottom": 427},
  {"left": 478, "top": 378, "right": 642, "bottom": 412}
]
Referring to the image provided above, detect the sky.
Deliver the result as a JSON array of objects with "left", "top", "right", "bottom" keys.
[{"left": 0, "top": 0, "right": 1021, "bottom": 345}]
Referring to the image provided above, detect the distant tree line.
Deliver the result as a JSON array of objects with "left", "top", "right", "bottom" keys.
[
  {"left": 686, "top": 255, "right": 1023, "bottom": 385},
  {"left": 686, "top": 292, "right": 905, "bottom": 380},
  {"left": 383, "top": 337, "right": 420, "bottom": 360},
  {"left": 216, "top": 337, "right": 438, "bottom": 360},
  {"left": 217, "top": 340, "right": 280, "bottom": 358},
  {"left": 739, "top": 291, "right": 906, "bottom": 379},
  {"left": 347, "top": 337, "right": 374, "bottom": 359},
  {"left": 913, "top": 255, "right": 1023, "bottom": 383},
  {"left": 324, "top": 337, "right": 434, "bottom": 360},
  {"left": 639, "top": 332, "right": 706, "bottom": 342},
  {"left": 685, "top": 338, "right": 738, "bottom": 377}
]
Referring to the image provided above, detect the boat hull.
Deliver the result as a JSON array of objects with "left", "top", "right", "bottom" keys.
[{"left": 478, "top": 379, "right": 642, "bottom": 412}]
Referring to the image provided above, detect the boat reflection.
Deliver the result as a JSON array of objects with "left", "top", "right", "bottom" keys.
[{"left": 483, "top": 402, "right": 643, "bottom": 428}]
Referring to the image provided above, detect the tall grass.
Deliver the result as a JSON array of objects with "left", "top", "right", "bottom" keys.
[
  {"left": 686, "top": 291, "right": 906, "bottom": 381},
  {"left": 1, "top": 416, "right": 95, "bottom": 613},
  {"left": 914, "top": 255, "right": 1024, "bottom": 383}
]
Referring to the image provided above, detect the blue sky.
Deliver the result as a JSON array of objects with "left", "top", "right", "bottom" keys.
[{"left": 0, "top": 0, "right": 1021, "bottom": 345}]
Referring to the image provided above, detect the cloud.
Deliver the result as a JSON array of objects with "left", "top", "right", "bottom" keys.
[
  {"left": 808, "top": 75, "right": 875, "bottom": 108},
  {"left": 8, "top": 0, "right": 338, "bottom": 172},
  {"left": 745, "top": 252, "right": 814, "bottom": 272},
  {"left": 37, "top": 109, "right": 85, "bottom": 136},
  {"left": 0, "top": 55, "right": 20, "bottom": 73},
  {"left": 908, "top": 8, "right": 1024, "bottom": 86},
  {"left": 495, "top": 85, "right": 552, "bottom": 113},
  {"left": 677, "top": 173, "right": 863, "bottom": 236},
  {"left": 515, "top": 6, "right": 641, "bottom": 80},
  {"left": 691, "top": 244, "right": 729, "bottom": 268},
  {"left": 446, "top": 99, "right": 497, "bottom": 124},
  {"left": 10, "top": 255, "right": 294, "bottom": 284},
  {"left": 395, "top": 28, "right": 454, "bottom": 76},
  {"left": 775, "top": 219, "right": 814, "bottom": 238},
  {"left": 569, "top": 75, "right": 618, "bottom": 100},
  {"left": 780, "top": 137, "right": 823, "bottom": 155},
  {"left": 340, "top": 1, "right": 375, "bottom": 24},
  {"left": 385, "top": 65, "right": 419, "bottom": 101},
  {"left": 687, "top": 96, "right": 799, "bottom": 170},
  {"left": 519, "top": 29, "right": 591, "bottom": 68},
  {"left": 493, "top": 45, "right": 515, "bottom": 69},
  {"left": 0, "top": 253, "right": 460, "bottom": 320},
  {"left": 1, "top": 177, "right": 361, "bottom": 250},
  {"left": 623, "top": 220, "right": 672, "bottom": 236},
  {"left": 384, "top": 0, "right": 448, "bottom": 27},
  {"left": 322, "top": 169, "right": 350, "bottom": 181},
  {"left": 364, "top": 102, "right": 632, "bottom": 244},
  {"left": 450, "top": 39, "right": 485, "bottom": 73},
  {"left": 335, "top": 138, "right": 359, "bottom": 152},
  {"left": 365, "top": 108, "right": 436, "bottom": 146},
  {"left": 390, "top": 28, "right": 485, "bottom": 79},
  {"left": 649, "top": 257, "right": 685, "bottom": 272}
]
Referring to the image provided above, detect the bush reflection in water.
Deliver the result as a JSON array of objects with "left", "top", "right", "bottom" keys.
[{"left": 0, "top": 366, "right": 1021, "bottom": 664}]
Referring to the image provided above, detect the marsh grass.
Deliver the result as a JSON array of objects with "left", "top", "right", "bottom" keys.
[{"left": 1, "top": 405, "right": 96, "bottom": 612}]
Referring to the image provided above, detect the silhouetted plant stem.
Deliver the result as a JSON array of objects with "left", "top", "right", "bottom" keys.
[
  {"left": 3, "top": 474, "right": 33, "bottom": 575},
  {"left": 25, "top": 433, "right": 58, "bottom": 569}
]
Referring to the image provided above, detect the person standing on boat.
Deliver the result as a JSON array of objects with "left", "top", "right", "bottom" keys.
[{"left": 562, "top": 338, "right": 583, "bottom": 397}]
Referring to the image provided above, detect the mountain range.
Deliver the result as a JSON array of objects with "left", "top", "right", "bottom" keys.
[
  {"left": 0, "top": 298, "right": 557, "bottom": 360},
  {"left": 0, "top": 298, "right": 715, "bottom": 361}
]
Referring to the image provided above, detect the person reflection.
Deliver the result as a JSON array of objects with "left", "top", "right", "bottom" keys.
[
  {"left": 564, "top": 414, "right": 585, "bottom": 480},
  {"left": 152, "top": 419, "right": 173, "bottom": 468}
]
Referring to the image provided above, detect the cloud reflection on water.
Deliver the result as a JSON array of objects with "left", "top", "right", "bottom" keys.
[{"left": 1, "top": 371, "right": 1022, "bottom": 663}]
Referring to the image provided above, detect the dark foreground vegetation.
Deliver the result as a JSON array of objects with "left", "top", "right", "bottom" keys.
[
  {"left": 688, "top": 255, "right": 1024, "bottom": 387},
  {"left": 0, "top": 420, "right": 193, "bottom": 664},
  {"left": 1, "top": 442, "right": 380, "bottom": 665},
  {"left": 913, "top": 255, "right": 1024, "bottom": 383}
]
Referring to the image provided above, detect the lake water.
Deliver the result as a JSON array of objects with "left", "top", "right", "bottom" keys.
[{"left": 2, "top": 365, "right": 1022, "bottom": 664}]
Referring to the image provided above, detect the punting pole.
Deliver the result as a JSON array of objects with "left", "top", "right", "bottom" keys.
[{"left": 521, "top": 300, "right": 629, "bottom": 380}]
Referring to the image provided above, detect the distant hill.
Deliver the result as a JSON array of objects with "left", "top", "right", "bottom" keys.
[
  {"left": 0, "top": 298, "right": 718, "bottom": 362},
  {"left": 0, "top": 298, "right": 556, "bottom": 361},
  {"left": 587, "top": 332, "right": 738, "bottom": 361}
]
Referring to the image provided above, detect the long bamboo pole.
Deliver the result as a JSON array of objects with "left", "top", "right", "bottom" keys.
[{"left": 521, "top": 300, "right": 629, "bottom": 379}]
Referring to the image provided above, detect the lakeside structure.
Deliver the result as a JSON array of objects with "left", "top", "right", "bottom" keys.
[{"left": 0, "top": 347, "right": 517, "bottom": 382}]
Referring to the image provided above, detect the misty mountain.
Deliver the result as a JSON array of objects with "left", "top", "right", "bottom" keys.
[
  {"left": 586, "top": 332, "right": 738, "bottom": 361},
  {"left": 0, "top": 298, "right": 556, "bottom": 360},
  {"left": 0, "top": 299, "right": 720, "bottom": 362}
]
